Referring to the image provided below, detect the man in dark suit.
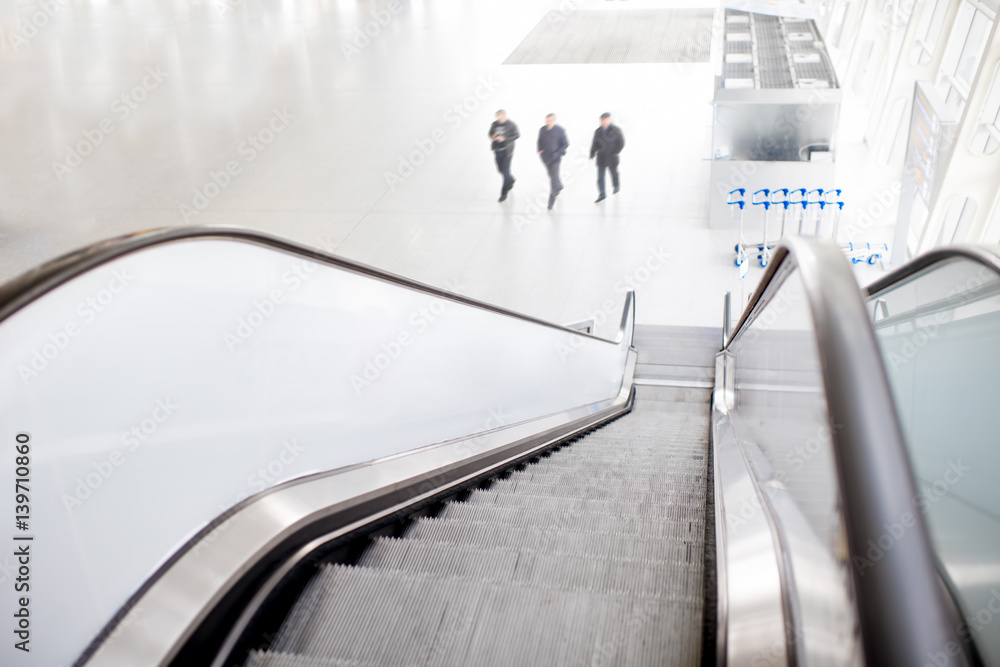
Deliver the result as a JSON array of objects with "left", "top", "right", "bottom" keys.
[
  {"left": 489, "top": 109, "right": 519, "bottom": 202},
  {"left": 589, "top": 112, "right": 625, "bottom": 203},
  {"left": 537, "top": 113, "right": 569, "bottom": 210}
]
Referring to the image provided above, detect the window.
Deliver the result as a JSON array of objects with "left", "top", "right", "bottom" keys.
[
  {"left": 937, "top": 1, "right": 996, "bottom": 115},
  {"left": 936, "top": 195, "right": 978, "bottom": 245},
  {"left": 909, "top": 0, "right": 950, "bottom": 65},
  {"left": 982, "top": 189, "right": 1000, "bottom": 244},
  {"left": 970, "top": 63, "right": 1000, "bottom": 153}
]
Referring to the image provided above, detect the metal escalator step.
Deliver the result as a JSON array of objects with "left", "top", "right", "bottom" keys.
[
  {"left": 463, "top": 487, "right": 703, "bottom": 513},
  {"left": 271, "top": 564, "right": 486, "bottom": 664},
  {"left": 274, "top": 563, "right": 701, "bottom": 667},
  {"left": 504, "top": 469, "right": 702, "bottom": 490},
  {"left": 359, "top": 537, "right": 703, "bottom": 598},
  {"left": 246, "top": 650, "right": 375, "bottom": 667},
  {"left": 404, "top": 513, "right": 705, "bottom": 560},
  {"left": 452, "top": 491, "right": 704, "bottom": 517},
  {"left": 450, "top": 581, "right": 702, "bottom": 667},
  {"left": 484, "top": 479, "right": 703, "bottom": 505}
]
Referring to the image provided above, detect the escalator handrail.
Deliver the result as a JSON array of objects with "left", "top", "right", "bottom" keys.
[
  {"left": 0, "top": 225, "right": 634, "bottom": 346},
  {"left": 723, "top": 238, "right": 965, "bottom": 666},
  {"left": 864, "top": 243, "right": 1000, "bottom": 297}
]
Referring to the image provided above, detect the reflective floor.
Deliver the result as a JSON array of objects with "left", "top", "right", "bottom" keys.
[{"left": 0, "top": 0, "right": 893, "bottom": 333}]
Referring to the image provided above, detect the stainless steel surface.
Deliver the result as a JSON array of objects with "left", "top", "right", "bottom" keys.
[
  {"left": 724, "top": 267, "right": 860, "bottom": 667},
  {"left": 863, "top": 245, "right": 1000, "bottom": 666},
  {"left": 723, "top": 291, "right": 732, "bottom": 347},
  {"left": 0, "top": 226, "right": 623, "bottom": 344},
  {"left": 241, "top": 383, "right": 710, "bottom": 667},
  {"left": 711, "top": 355, "right": 790, "bottom": 666},
  {"left": 723, "top": 238, "right": 969, "bottom": 666},
  {"left": 0, "top": 227, "right": 636, "bottom": 667},
  {"left": 86, "top": 351, "right": 637, "bottom": 666}
]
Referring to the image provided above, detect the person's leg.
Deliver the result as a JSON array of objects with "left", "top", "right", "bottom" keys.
[
  {"left": 610, "top": 161, "right": 620, "bottom": 193},
  {"left": 498, "top": 151, "right": 513, "bottom": 196},
  {"left": 546, "top": 160, "right": 559, "bottom": 209},
  {"left": 552, "top": 157, "right": 563, "bottom": 192},
  {"left": 596, "top": 163, "right": 607, "bottom": 199}
]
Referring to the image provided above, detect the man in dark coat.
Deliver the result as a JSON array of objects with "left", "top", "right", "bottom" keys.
[
  {"left": 489, "top": 109, "right": 519, "bottom": 202},
  {"left": 537, "top": 113, "right": 569, "bottom": 210},
  {"left": 589, "top": 112, "right": 625, "bottom": 203}
]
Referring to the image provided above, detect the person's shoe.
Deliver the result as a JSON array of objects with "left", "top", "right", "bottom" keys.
[
  {"left": 613, "top": 186, "right": 620, "bottom": 194},
  {"left": 595, "top": 194, "right": 606, "bottom": 203},
  {"left": 547, "top": 194, "right": 555, "bottom": 210},
  {"left": 499, "top": 193, "right": 507, "bottom": 202}
]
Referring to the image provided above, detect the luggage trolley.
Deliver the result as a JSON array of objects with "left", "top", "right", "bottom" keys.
[
  {"left": 728, "top": 188, "right": 747, "bottom": 268},
  {"left": 843, "top": 242, "right": 888, "bottom": 265},
  {"left": 804, "top": 188, "right": 825, "bottom": 236},
  {"left": 825, "top": 189, "right": 844, "bottom": 242},
  {"left": 771, "top": 187, "right": 790, "bottom": 243},
  {"left": 751, "top": 188, "right": 772, "bottom": 268},
  {"left": 788, "top": 188, "right": 807, "bottom": 236}
]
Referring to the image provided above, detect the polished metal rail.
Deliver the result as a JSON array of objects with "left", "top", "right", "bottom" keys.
[
  {"left": 0, "top": 226, "right": 630, "bottom": 344},
  {"left": 722, "top": 238, "right": 969, "bottom": 667}
]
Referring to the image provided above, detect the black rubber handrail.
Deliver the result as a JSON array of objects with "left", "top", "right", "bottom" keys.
[
  {"left": 724, "top": 238, "right": 971, "bottom": 667},
  {"left": 0, "top": 226, "right": 632, "bottom": 345},
  {"left": 865, "top": 244, "right": 1000, "bottom": 297}
]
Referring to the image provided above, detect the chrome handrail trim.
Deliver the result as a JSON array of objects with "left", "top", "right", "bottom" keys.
[
  {"left": 82, "top": 352, "right": 637, "bottom": 666},
  {"left": 864, "top": 244, "right": 1000, "bottom": 298},
  {"left": 0, "top": 226, "right": 631, "bottom": 346},
  {"left": 724, "top": 238, "right": 966, "bottom": 666},
  {"left": 711, "top": 353, "right": 790, "bottom": 666}
]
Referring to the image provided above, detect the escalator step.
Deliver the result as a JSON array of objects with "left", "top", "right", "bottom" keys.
[
  {"left": 408, "top": 515, "right": 700, "bottom": 553},
  {"left": 272, "top": 563, "right": 701, "bottom": 667},
  {"left": 246, "top": 650, "right": 375, "bottom": 666},
  {"left": 446, "top": 493, "right": 703, "bottom": 524},
  {"left": 483, "top": 479, "right": 701, "bottom": 505},
  {"left": 359, "top": 536, "right": 703, "bottom": 598}
]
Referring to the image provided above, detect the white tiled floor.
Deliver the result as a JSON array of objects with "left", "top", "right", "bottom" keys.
[{"left": 0, "top": 0, "right": 896, "bottom": 336}]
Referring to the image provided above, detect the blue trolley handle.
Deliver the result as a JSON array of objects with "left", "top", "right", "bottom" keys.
[
  {"left": 806, "top": 188, "right": 826, "bottom": 208},
  {"left": 752, "top": 188, "right": 771, "bottom": 210},
  {"left": 727, "top": 188, "right": 746, "bottom": 209},
  {"left": 823, "top": 188, "right": 842, "bottom": 206},
  {"left": 789, "top": 188, "right": 807, "bottom": 210}
]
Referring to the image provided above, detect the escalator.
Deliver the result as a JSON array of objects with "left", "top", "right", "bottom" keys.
[
  {"left": 246, "top": 384, "right": 710, "bottom": 667},
  {"left": 0, "top": 228, "right": 998, "bottom": 667}
]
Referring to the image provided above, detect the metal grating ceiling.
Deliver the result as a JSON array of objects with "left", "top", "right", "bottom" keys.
[{"left": 504, "top": 9, "right": 714, "bottom": 65}]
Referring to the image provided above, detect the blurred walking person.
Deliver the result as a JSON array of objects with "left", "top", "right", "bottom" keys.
[
  {"left": 537, "top": 113, "right": 568, "bottom": 210},
  {"left": 589, "top": 112, "right": 625, "bottom": 203},
  {"left": 489, "top": 109, "right": 519, "bottom": 202}
]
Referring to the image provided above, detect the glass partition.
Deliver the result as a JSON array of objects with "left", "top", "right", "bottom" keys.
[
  {"left": 868, "top": 255, "right": 1000, "bottom": 666},
  {"left": 0, "top": 237, "right": 630, "bottom": 666},
  {"left": 726, "top": 268, "right": 861, "bottom": 665}
]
